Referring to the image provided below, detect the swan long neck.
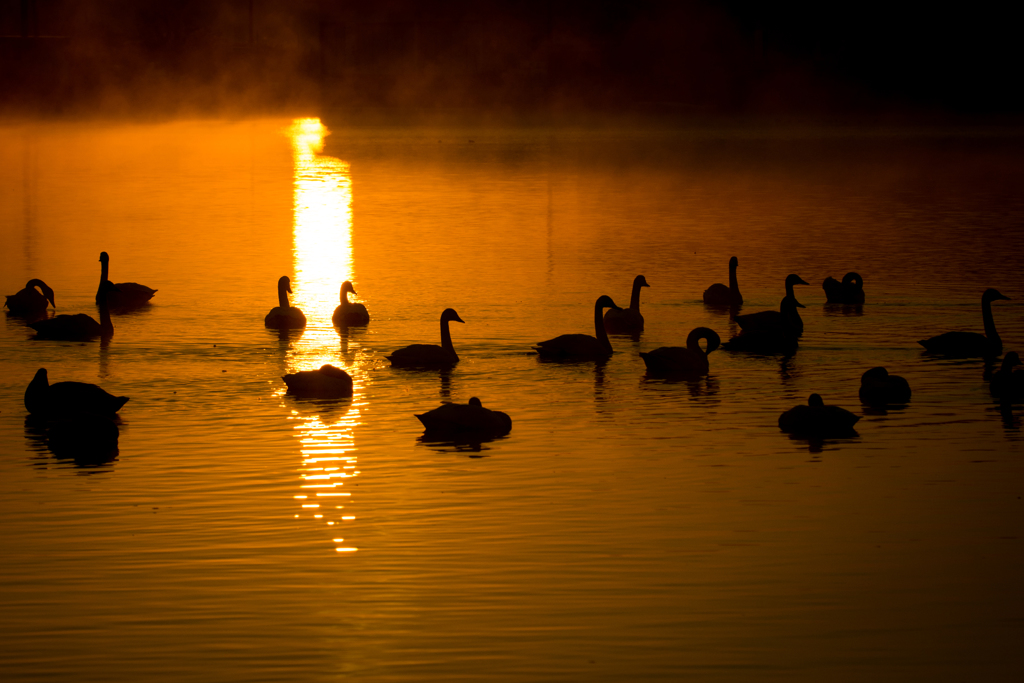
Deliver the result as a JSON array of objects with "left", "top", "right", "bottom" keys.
[
  {"left": 784, "top": 280, "right": 794, "bottom": 298},
  {"left": 982, "top": 297, "right": 1000, "bottom": 344},
  {"left": 728, "top": 263, "right": 739, "bottom": 295},
  {"left": 341, "top": 288, "right": 351, "bottom": 306},
  {"left": 441, "top": 318, "right": 457, "bottom": 359},
  {"left": 629, "top": 282, "right": 644, "bottom": 310},
  {"left": 99, "top": 291, "right": 113, "bottom": 337},
  {"left": 100, "top": 258, "right": 109, "bottom": 285},
  {"left": 595, "top": 301, "right": 612, "bottom": 351},
  {"left": 278, "top": 282, "right": 290, "bottom": 309}
]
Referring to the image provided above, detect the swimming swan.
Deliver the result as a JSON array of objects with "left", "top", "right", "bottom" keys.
[
  {"left": 29, "top": 280, "right": 118, "bottom": 341},
  {"left": 918, "top": 288, "right": 1009, "bottom": 358},
  {"left": 264, "top": 276, "right": 307, "bottom": 329},
  {"left": 282, "top": 364, "right": 353, "bottom": 398},
  {"left": 97, "top": 251, "right": 156, "bottom": 307},
  {"left": 735, "top": 274, "right": 809, "bottom": 336},
  {"left": 534, "top": 295, "right": 621, "bottom": 361},
  {"left": 703, "top": 256, "right": 742, "bottom": 307},
  {"left": 722, "top": 297, "right": 803, "bottom": 353},
  {"left": 24, "top": 367, "right": 129, "bottom": 417},
  {"left": 386, "top": 308, "right": 465, "bottom": 368},
  {"left": 603, "top": 275, "right": 649, "bottom": 333},
  {"left": 822, "top": 272, "right": 865, "bottom": 305},
  {"left": 5, "top": 279, "right": 55, "bottom": 317},
  {"left": 640, "top": 327, "right": 721, "bottom": 376},
  {"left": 778, "top": 394, "right": 860, "bottom": 437},
  {"left": 415, "top": 397, "right": 512, "bottom": 436},
  {"left": 859, "top": 367, "right": 911, "bottom": 406},
  {"left": 332, "top": 281, "right": 370, "bottom": 327}
]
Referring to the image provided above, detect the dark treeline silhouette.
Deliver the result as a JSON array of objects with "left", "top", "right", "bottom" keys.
[{"left": 1, "top": 0, "right": 1021, "bottom": 120}]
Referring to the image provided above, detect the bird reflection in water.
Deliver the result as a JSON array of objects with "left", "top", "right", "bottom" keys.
[
  {"left": 823, "top": 303, "right": 864, "bottom": 317},
  {"left": 23, "top": 414, "right": 120, "bottom": 469}
]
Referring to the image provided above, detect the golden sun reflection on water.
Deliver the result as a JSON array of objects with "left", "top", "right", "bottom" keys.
[{"left": 283, "top": 118, "right": 361, "bottom": 553}]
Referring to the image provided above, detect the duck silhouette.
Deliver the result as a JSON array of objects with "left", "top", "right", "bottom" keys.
[
  {"left": 778, "top": 394, "right": 860, "bottom": 437},
  {"left": 735, "top": 274, "right": 809, "bottom": 336},
  {"left": 722, "top": 297, "right": 803, "bottom": 353},
  {"left": 415, "top": 397, "right": 512, "bottom": 437},
  {"left": 822, "top": 272, "right": 865, "bottom": 305},
  {"left": 97, "top": 251, "right": 156, "bottom": 308},
  {"left": 603, "top": 275, "right": 649, "bottom": 334},
  {"left": 24, "top": 367, "right": 129, "bottom": 417},
  {"left": 387, "top": 308, "right": 464, "bottom": 368},
  {"left": 332, "top": 281, "right": 370, "bottom": 327},
  {"left": 534, "top": 295, "right": 621, "bottom": 361},
  {"left": 282, "top": 364, "right": 353, "bottom": 398},
  {"left": 918, "top": 288, "right": 1009, "bottom": 358},
  {"left": 264, "top": 276, "right": 307, "bottom": 329},
  {"left": 29, "top": 280, "right": 118, "bottom": 341},
  {"left": 640, "top": 327, "right": 721, "bottom": 376},
  {"left": 5, "top": 279, "right": 55, "bottom": 317},
  {"left": 703, "top": 256, "right": 742, "bottom": 307},
  {"left": 859, "top": 367, "right": 911, "bottom": 406}
]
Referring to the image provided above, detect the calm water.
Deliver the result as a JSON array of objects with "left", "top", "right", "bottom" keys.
[{"left": 1, "top": 119, "right": 1022, "bottom": 681}]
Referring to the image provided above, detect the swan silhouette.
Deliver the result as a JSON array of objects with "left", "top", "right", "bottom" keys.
[
  {"left": 603, "top": 275, "right": 649, "bottom": 333},
  {"left": 534, "top": 295, "right": 621, "bottom": 360},
  {"left": 722, "top": 297, "right": 803, "bottom": 353},
  {"left": 29, "top": 280, "right": 118, "bottom": 341},
  {"left": 415, "top": 397, "right": 512, "bottom": 436},
  {"left": 24, "top": 367, "right": 129, "bottom": 417},
  {"left": 990, "top": 352, "right": 1023, "bottom": 401},
  {"left": 640, "top": 327, "right": 721, "bottom": 376},
  {"left": 282, "top": 364, "right": 353, "bottom": 398},
  {"left": 332, "top": 281, "right": 370, "bottom": 327},
  {"left": 264, "top": 276, "right": 307, "bottom": 329},
  {"left": 387, "top": 308, "right": 465, "bottom": 368},
  {"left": 859, "top": 367, "right": 911, "bottom": 406},
  {"left": 703, "top": 256, "right": 742, "bottom": 307},
  {"left": 735, "top": 274, "right": 809, "bottom": 336},
  {"left": 97, "top": 252, "right": 156, "bottom": 308},
  {"left": 5, "top": 279, "right": 55, "bottom": 317},
  {"left": 918, "top": 288, "right": 1009, "bottom": 358},
  {"left": 822, "top": 272, "right": 865, "bottom": 305},
  {"left": 778, "top": 394, "right": 860, "bottom": 436}
]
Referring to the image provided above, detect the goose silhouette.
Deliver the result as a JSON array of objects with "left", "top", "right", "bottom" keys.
[
  {"left": 859, "top": 367, "right": 911, "bottom": 406},
  {"left": 282, "top": 364, "right": 353, "bottom": 398},
  {"left": 29, "top": 280, "right": 118, "bottom": 341},
  {"left": 918, "top": 288, "right": 1009, "bottom": 358},
  {"left": 534, "top": 295, "right": 621, "bottom": 361},
  {"left": 332, "top": 281, "right": 370, "bottom": 327},
  {"left": 778, "top": 394, "right": 860, "bottom": 437},
  {"left": 264, "top": 276, "right": 307, "bottom": 329},
  {"left": 387, "top": 308, "right": 464, "bottom": 368},
  {"left": 735, "top": 274, "right": 809, "bottom": 336},
  {"left": 703, "top": 256, "right": 742, "bottom": 307},
  {"left": 5, "top": 279, "right": 55, "bottom": 317},
  {"left": 97, "top": 251, "right": 156, "bottom": 308},
  {"left": 415, "top": 397, "right": 512, "bottom": 436},
  {"left": 822, "top": 272, "right": 865, "bottom": 305},
  {"left": 24, "top": 367, "right": 129, "bottom": 417},
  {"left": 722, "top": 297, "right": 803, "bottom": 353},
  {"left": 603, "top": 275, "right": 649, "bottom": 333},
  {"left": 640, "top": 327, "right": 721, "bottom": 376}
]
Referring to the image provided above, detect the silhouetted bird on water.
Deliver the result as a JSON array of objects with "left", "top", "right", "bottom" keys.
[
  {"left": 778, "top": 394, "right": 860, "bottom": 437},
  {"left": 29, "top": 280, "right": 118, "bottom": 341},
  {"left": 722, "top": 297, "right": 803, "bottom": 353},
  {"left": 735, "top": 274, "right": 809, "bottom": 336},
  {"left": 990, "top": 352, "right": 1024, "bottom": 402},
  {"left": 918, "top": 288, "right": 1009, "bottom": 358},
  {"left": 822, "top": 272, "right": 865, "bottom": 305},
  {"left": 332, "top": 280, "right": 370, "bottom": 327},
  {"left": 534, "top": 295, "right": 621, "bottom": 361},
  {"left": 703, "top": 256, "right": 743, "bottom": 307},
  {"left": 416, "top": 397, "right": 512, "bottom": 437},
  {"left": 603, "top": 275, "right": 649, "bottom": 333},
  {"left": 5, "top": 279, "right": 55, "bottom": 317},
  {"left": 264, "top": 276, "right": 307, "bottom": 329},
  {"left": 640, "top": 327, "right": 720, "bottom": 377},
  {"left": 859, "top": 367, "right": 911, "bottom": 406},
  {"left": 97, "top": 251, "right": 156, "bottom": 308},
  {"left": 24, "top": 367, "right": 129, "bottom": 417},
  {"left": 282, "top": 364, "right": 353, "bottom": 398},
  {"left": 386, "top": 308, "right": 465, "bottom": 368}
]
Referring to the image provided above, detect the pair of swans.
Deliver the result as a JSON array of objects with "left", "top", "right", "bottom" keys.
[
  {"left": 265, "top": 277, "right": 370, "bottom": 330},
  {"left": 722, "top": 274, "right": 809, "bottom": 353}
]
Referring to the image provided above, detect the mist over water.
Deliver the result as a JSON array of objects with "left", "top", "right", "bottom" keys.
[{"left": 0, "top": 119, "right": 1022, "bottom": 681}]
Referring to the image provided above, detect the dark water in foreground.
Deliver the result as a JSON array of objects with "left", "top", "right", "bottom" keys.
[{"left": 1, "top": 120, "right": 1022, "bottom": 681}]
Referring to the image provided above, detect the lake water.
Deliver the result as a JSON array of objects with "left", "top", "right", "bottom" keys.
[{"left": 1, "top": 118, "right": 1022, "bottom": 681}]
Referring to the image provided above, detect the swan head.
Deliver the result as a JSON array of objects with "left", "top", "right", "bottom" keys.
[
  {"left": 469, "top": 397, "right": 482, "bottom": 407},
  {"left": 633, "top": 275, "right": 650, "bottom": 289},
  {"left": 33, "top": 367, "right": 49, "bottom": 383},
  {"left": 729, "top": 256, "right": 738, "bottom": 269},
  {"left": 278, "top": 276, "right": 292, "bottom": 294},
  {"left": 596, "top": 295, "right": 621, "bottom": 311},
  {"left": 808, "top": 393, "right": 824, "bottom": 407},
  {"left": 983, "top": 288, "right": 1010, "bottom": 303},
  {"left": 785, "top": 274, "right": 810, "bottom": 288},
  {"left": 99, "top": 252, "right": 109, "bottom": 264},
  {"left": 341, "top": 281, "right": 356, "bottom": 296},
  {"left": 861, "top": 366, "right": 890, "bottom": 382},
  {"left": 318, "top": 364, "right": 349, "bottom": 378},
  {"left": 27, "top": 279, "right": 55, "bottom": 308},
  {"left": 441, "top": 308, "right": 465, "bottom": 324}
]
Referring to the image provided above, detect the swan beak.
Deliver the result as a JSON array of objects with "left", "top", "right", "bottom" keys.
[
  {"left": 997, "top": 293, "right": 1011, "bottom": 301},
  {"left": 795, "top": 300, "right": 805, "bottom": 308},
  {"left": 796, "top": 277, "right": 809, "bottom": 286},
  {"left": 454, "top": 314, "right": 465, "bottom": 324}
]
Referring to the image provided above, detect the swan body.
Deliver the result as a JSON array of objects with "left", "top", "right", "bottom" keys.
[
  {"left": 779, "top": 394, "right": 860, "bottom": 437},
  {"left": 918, "top": 288, "right": 1009, "bottom": 358},
  {"left": 282, "top": 364, "right": 353, "bottom": 398},
  {"left": 990, "top": 352, "right": 1024, "bottom": 402},
  {"left": 735, "top": 274, "right": 809, "bottom": 336},
  {"left": 5, "top": 279, "right": 55, "bottom": 316},
  {"left": 387, "top": 308, "right": 465, "bottom": 368},
  {"left": 703, "top": 256, "right": 742, "bottom": 307},
  {"left": 603, "top": 275, "right": 649, "bottom": 333},
  {"left": 29, "top": 280, "right": 118, "bottom": 341},
  {"left": 535, "top": 295, "right": 621, "bottom": 361},
  {"left": 859, "top": 367, "right": 911, "bottom": 406},
  {"left": 723, "top": 297, "right": 803, "bottom": 353},
  {"left": 332, "top": 281, "right": 370, "bottom": 327},
  {"left": 640, "top": 327, "right": 721, "bottom": 376},
  {"left": 265, "top": 276, "right": 307, "bottom": 329},
  {"left": 97, "top": 251, "right": 156, "bottom": 308},
  {"left": 823, "top": 272, "right": 865, "bottom": 305},
  {"left": 25, "top": 367, "right": 129, "bottom": 417},
  {"left": 416, "top": 397, "right": 512, "bottom": 437}
]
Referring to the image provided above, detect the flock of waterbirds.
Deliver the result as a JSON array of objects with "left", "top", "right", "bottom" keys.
[{"left": 6, "top": 252, "right": 1022, "bottom": 461}]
